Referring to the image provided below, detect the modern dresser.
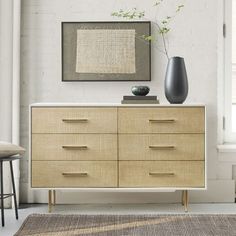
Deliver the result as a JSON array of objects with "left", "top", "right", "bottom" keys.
[{"left": 30, "top": 104, "right": 206, "bottom": 212}]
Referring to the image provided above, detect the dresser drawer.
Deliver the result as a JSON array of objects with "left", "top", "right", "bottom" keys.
[
  {"left": 32, "top": 161, "right": 117, "bottom": 188},
  {"left": 119, "top": 134, "right": 204, "bottom": 161},
  {"left": 118, "top": 107, "right": 205, "bottom": 133},
  {"left": 32, "top": 107, "right": 117, "bottom": 133},
  {"left": 119, "top": 161, "right": 205, "bottom": 187},
  {"left": 32, "top": 134, "right": 117, "bottom": 161}
]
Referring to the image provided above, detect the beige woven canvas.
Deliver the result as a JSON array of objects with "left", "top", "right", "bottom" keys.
[{"left": 76, "top": 29, "right": 136, "bottom": 74}]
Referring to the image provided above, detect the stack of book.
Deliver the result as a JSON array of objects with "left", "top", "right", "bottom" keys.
[{"left": 121, "top": 96, "right": 159, "bottom": 104}]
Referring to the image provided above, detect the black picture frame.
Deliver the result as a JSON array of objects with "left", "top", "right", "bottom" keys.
[{"left": 61, "top": 21, "right": 151, "bottom": 82}]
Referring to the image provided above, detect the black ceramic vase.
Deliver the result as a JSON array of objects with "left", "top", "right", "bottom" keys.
[{"left": 165, "top": 57, "right": 188, "bottom": 104}]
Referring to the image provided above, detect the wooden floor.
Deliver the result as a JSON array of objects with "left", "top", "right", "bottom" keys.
[{"left": 1, "top": 203, "right": 236, "bottom": 236}]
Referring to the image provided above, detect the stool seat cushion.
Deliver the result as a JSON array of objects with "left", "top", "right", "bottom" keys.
[{"left": 0, "top": 142, "right": 25, "bottom": 158}]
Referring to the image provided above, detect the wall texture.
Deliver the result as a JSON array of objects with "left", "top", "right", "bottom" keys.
[
  {"left": 0, "top": 0, "right": 13, "bottom": 208},
  {"left": 20, "top": 0, "right": 235, "bottom": 203}
]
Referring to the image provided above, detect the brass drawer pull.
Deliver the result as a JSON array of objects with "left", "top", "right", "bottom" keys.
[
  {"left": 149, "top": 119, "right": 175, "bottom": 123},
  {"left": 62, "top": 172, "right": 88, "bottom": 177},
  {"left": 149, "top": 145, "right": 175, "bottom": 150},
  {"left": 149, "top": 172, "right": 175, "bottom": 177},
  {"left": 62, "top": 118, "right": 88, "bottom": 123},
  {"left": 62, "top": 145, "right": 88, "bottom": 150}
]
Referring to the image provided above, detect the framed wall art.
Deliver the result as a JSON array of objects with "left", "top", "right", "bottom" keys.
[{"left": 61, "top": 21, "right": 151, "bottom": 81}]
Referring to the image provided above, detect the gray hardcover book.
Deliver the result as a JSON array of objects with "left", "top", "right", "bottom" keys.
[
  {"left": 123, "top": 96, "right": 157, "bottom": 100},
  {"left": 121, "top": 100, "right": 160, "bottom": 104}
]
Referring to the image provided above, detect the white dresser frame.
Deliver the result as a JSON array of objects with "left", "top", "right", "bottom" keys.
[{"left": 29, "top": 103, "right": 207, "bottom": 212}]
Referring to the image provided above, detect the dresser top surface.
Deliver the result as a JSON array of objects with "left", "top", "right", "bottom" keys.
[{"left": 30, "top": 103, "right": 205, "bottom": 107}]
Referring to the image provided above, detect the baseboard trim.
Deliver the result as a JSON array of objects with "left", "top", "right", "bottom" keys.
[{"left": 20, "top": 180, "right": 235, "bottom": 204}]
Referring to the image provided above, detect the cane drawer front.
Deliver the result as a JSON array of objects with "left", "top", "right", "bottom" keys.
[
  {"left": 119, "top": 161, "right": 205, "bottom": 188},
  {"left": 32, "top": 134, "right": 117, "bottom": 161},
  {"left": 118, "top": 107, "right": 205, "bottom": 134},
  {"left": 32, "top": 107, "right": 117, "bottom": 134},
  {"left": 32, "top": 161, "right": 117, "bottom": 188},
  {"left": 119, "top": 134, "right": 204, "bottom": 161}
]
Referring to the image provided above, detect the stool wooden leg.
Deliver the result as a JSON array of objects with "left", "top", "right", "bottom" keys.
[
  {"left": 10, "top": 161, "right": 18, "bottom": 220},
  {"left": 48, "top": 190, "right": 52, "bottom": 213},
  {"left": 0, "top": 161, "right": 4, "bottom": 226}
]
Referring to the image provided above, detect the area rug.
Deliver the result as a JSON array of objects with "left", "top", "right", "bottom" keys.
[{"left": 14, "top": 214, "right": 236, "bottom": 236}]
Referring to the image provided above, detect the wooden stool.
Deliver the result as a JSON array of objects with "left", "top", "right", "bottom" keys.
[{"left": 0, "top": 156, "right": 20, "bottom": 227}]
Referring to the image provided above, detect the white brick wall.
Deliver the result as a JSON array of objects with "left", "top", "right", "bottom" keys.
[{"left": 20, "top": 0, "right": 230, "bottom": 203}]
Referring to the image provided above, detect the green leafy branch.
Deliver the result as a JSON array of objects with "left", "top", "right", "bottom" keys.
[
  {"left": 111, "top": 8, "right": 145, "bottom": 19},
  {"left": 111, "top": 1, "right": 184, "bottom": 60},
  {"left": 176, "top": 4, "right": 184, "bottom": 12},
  {"left": 153, "top": 0, "right": 164, "bottom": 6}
]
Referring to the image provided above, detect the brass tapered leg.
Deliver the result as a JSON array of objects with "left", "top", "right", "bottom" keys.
[
  {"left": 183, "top": 190, "right": 189, "bottom": 212},
  {"left": 53, "top": 190, "right": 56, "bottom": 206},
  {"left": 48, "top": 190, "right": 52, "bottom": 213},
  {"left": 181, "top": 191, "right": 185, "bottom": 206}
]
